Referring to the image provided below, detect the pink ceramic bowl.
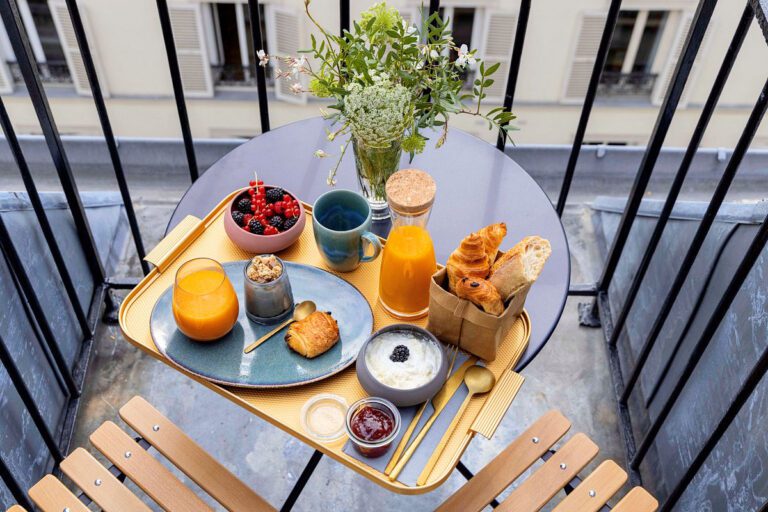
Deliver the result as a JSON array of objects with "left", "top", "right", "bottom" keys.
[{"left": 223, "top": 187, "right": 306, "bottom": 254}]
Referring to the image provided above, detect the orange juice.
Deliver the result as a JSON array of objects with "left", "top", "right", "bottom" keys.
[
  {"left": 379, "top": 225, "right": 436, "bottom": 318},
  {"left": 172, "top": 267, "right": 239, "bottom": 341}
]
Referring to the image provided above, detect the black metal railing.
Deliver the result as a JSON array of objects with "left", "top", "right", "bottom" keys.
[{"left": 0, "top": 0, "right": 767, "bottom": 511}]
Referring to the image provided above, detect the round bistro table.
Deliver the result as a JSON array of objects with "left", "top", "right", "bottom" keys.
[{"left": 167, "top": 117, "right": 570, "bottom": 371}]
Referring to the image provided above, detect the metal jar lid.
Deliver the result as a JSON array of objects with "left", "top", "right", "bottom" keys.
[{"left": 385, "top": 169, "right": 436, "bottom": 215}]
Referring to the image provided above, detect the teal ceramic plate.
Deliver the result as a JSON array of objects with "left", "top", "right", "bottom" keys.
[{"left": 150, "top": 261, "right": 374, "bottom": 388}]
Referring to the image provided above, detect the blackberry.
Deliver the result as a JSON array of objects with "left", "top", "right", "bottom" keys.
[
  {"left": 232, "top": 211, "right": 245, "bottom": 226},
  {"left": 248, "top": 218, "right": 264, "bottom": 235},
  {"left": 268, "top": 215, "right": 284, "bottom": 231},
  {"left": 236, "top": 197, "right": 252, "bottom": 213},
  {"left": 282, "top": 217, "right": 298, "bottom": 231},
  {"left": 389, "top": 345, "right": 410, "bottom": 363},
  {"left": 265, "top": 187, "right": 284, "bottom": 203}
]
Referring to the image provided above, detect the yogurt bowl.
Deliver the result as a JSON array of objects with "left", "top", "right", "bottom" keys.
[{"left": 356, "top": 324, "right": 448, "bottom": 407}]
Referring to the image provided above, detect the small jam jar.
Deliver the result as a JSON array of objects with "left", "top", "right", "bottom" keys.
[{"left": 345, "top": 397, "right": 401, "bottom": 458}]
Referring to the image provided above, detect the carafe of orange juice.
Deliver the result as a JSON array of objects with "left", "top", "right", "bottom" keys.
[{"left": 379, "top": 169, "right": 437, "bottom": 319}]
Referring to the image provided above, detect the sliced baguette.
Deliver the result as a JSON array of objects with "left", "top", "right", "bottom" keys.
[{"left": 489, "top": 236, "right": 551, "bottom": 300}]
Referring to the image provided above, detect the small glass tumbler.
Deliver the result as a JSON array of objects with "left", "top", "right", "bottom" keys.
[
  {"left": 345, "top": 397, "right": 401, "bottom": 458},
  {"left": 243, "top": 255, "right": 294, "bottom": 324}
]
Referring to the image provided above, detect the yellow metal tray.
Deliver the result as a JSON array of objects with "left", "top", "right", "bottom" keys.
[{"left": 119, "top": 189, "right": 530, "bottom": 494}]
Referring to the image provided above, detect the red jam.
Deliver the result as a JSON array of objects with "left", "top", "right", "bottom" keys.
[{"left": 349, "top": 405, "right": 395, "bottom": 458}]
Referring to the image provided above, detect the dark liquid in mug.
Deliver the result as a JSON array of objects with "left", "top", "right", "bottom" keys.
[{"left": 317, "top": 205, "right": 366, "bottom": 231}]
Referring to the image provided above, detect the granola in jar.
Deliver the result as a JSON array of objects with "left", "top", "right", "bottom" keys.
[{"left": 246, "top": 254, "right": 283, "bottom": 283}]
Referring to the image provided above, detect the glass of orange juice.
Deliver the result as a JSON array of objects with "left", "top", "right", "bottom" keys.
[
  {"left": 172, "top": 258, "right": 239, "bottom": 341},
  {"left": 379, "top": 170, "right": 437, "bottom": 319}
]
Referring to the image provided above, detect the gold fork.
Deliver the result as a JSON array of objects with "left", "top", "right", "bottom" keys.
[{"left": 384, "top": 343, "right": 460, "bottom": 475}]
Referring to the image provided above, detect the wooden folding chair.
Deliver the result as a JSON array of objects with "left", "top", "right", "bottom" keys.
[
  {"left": 437, "top": 410, "right": 658, "bottom": 512},
  {"left": 6, "top": 396, "right": 274, "bottom": 512}
]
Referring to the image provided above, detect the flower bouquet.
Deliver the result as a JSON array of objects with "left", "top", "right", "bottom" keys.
[{"left": 268, "top": 1, "right": 516, "bottom": 219}]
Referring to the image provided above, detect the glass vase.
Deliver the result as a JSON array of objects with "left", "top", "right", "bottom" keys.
[{"left": 352, "top": 136, "right": 403, "bottom": 221}]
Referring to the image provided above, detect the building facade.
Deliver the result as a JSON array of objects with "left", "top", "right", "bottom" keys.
[{"left": 0, "top": 0, "right": 766, "bottom": 148}]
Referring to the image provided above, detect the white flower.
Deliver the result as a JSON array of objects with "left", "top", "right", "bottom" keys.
[
  {"left": 290, "top": 56, "right": 306, "bottom": 76},
  {"left": 415, "top": 60, "right": 424, "bottom": 70},
  {"left": 257, "top": 49, "right": 269, "bottom": 67},
  {"left": 326, "top": 173, "right": 337, "bottom": 186},
  {"left": 290, "top": 82, "right": 303, "bottom": 94},
  {"left": 455, "top": 44, "right": 476, "bottom": 68},
  {"left": 430, "top": 49, "right": 440, "bottom": 60},
  {"left": 314, "top": 149, "right": 329, "bottom": 158}
]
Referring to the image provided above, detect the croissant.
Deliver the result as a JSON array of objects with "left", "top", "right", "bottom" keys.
[
  {"left": 490, "top": 236, "right": 551, "bottom": 300},
  {"left": 477, "top": 223, "right": 507, "bottom": 265},
  {"left": 285, "top": 311, "right": 340, "bottom": 358},
  {"left": 446, "top": 233, "right": 491, "bottom": 292},
  {"left": 454, "top": 277, "right": 504, "bottom": 315}
]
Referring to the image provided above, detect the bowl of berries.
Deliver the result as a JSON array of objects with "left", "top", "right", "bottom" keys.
[{"left": 224, "top": 180, "right": 306, "bottom": 254}]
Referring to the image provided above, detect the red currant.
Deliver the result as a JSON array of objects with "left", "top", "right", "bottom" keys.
[
  {"left": 243, "top": 214, "right": 253, "bottom": 224},
  {"left": 257, "top": 180, "right": 264, "bottom": 185},
  {"left": 243, "top": 224, "right": 250, "bottom": 232},
  {"left": 249, "top": 180, "right": 256, "bottom": 187},
  {"left": 283, "top": 194, "right": 291, "bottom": 202},
  {"left": 261, "top": 219, "right": 269, "bottom": 226}
]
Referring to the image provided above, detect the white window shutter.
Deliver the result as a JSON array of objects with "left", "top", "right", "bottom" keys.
[
  {"left": 562, "top": 12, "right": 606, "bottom": 103},
  {"left": 652, "top": 12, "right": 702, "bottom": 107},
  {"left": 0, "top": 59, "right": 13, "bottom": 94},
  {"left": 48, "top": 0, "right": 107, "bottom": 97},
  {"left": 476, "top": 10, "right": 516, "bottom": 102},
  {"left": 168, "top": 3, "right": 213, "bottom": 98},
  {"left": 266, "top": 5, "right": 306, "bottom": 105}
]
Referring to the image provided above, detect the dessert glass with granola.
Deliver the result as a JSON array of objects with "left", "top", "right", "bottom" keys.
[{"left": 243, "top": 255, "right": 294, "bottom": 324}]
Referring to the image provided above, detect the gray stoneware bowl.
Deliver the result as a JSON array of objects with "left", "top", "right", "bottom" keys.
[{"left": 356, "top": 324, "right": 448, "bottom": 407}]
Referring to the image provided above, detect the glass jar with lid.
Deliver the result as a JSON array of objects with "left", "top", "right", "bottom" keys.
[{"left": 378, "top": 169, "right": 437, "bottom": 319}]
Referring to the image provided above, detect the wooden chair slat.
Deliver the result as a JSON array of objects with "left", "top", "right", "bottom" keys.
[
  {"left": 28, "top": 475, "right": 90, "bottom": 512},
  {"left": 90, "top": 421, "right": 213, "bottom": 512},
  {"left": 436, "top": 410, "right": 572, "bottom": 512},
  {"left": 119, "top": 396, "right": 275, "bottom": 512},
  {"left": 498, "top": 433, "right": 599, "bottom": 512},
  {"left": 60, "top": 447, "right": 152, "bottom": 512},
  {"left": 6, "top": 506, "right": 27, "bottom": 512},
  {"left": 613, "top": 486, "right": 659, "bottom": 512},
  {"left": 552, "top": 460, "right": 627, "bottom": 512}
]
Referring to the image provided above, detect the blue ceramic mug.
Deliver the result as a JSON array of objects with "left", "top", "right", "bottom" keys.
[{"left": 312, "top": 190, "right": 382, "bottom": 272}]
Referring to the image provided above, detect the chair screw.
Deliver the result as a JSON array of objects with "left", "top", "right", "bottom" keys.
[
  {"left": 589, "top": 490, "right": 596, "bottom": 497},
  {"left": 153, "top": 424, "right": 160, "bottom": 432},
  {"left": 559, "top": 463, "right": 567, "bottom": 470},
  {"left": 125, "top": 451, "right": 132, "bottom": 459},
  {"left": 532, "top": 437, "right": 540, "bottom": 444},
  {"left": 94, "top": 479, "right": 102, "bottom": 486},
  {"left": 64, "top": 508, "right": 71, "bottom": 512}
]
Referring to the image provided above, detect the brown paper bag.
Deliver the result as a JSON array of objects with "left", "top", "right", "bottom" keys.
[{"left": 426, "top": 267, "right": 528, "bottom": 361}]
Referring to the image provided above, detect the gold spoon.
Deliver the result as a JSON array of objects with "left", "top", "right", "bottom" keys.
[
  {"left": 243, "top": 300, "right": 316, "bottom": 353},
  {"left": 389, "top": 365, "right": 495, "bottom": 482},
  {"left": 413, "top": 366, "right": 496, "bottom": 485}
]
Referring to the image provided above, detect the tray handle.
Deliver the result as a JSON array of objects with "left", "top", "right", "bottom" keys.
[
  {"left": 144, "top": 215, "right": 203, "bottom": 273},
  {"left": 470, "top": 370, "right": 525, "bottom": 439}
]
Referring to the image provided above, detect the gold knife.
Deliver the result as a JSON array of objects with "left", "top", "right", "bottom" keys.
[{"left": 388, "top": 358, "right": 476, "bottom": 481}]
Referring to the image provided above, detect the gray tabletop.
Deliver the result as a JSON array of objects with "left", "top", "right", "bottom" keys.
[{"left": 167, "top": 117, "right": 570, "bottom": 371}]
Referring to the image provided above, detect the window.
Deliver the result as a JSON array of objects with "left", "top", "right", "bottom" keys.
[
  {"left": 599, "top": 10, "right": 667, "bottom": 98},
  {"left": 2, "top": 0, "right": 71, "bottom": 85},
  {"left": 206, "top": 2, "right": 270, "bottom": 88},
  {"left": 425, "top": 6, "right": 478, "bottom": 87}
]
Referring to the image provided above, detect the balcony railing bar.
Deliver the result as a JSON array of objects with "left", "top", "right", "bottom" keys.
[
  {"left": 644, "top": 225, "right": 740, "bottom": 408},
  {"left": 155, "top": 0, "right": 198, "bottom": 182},
  {"left": 597, "top": 0, "right": 717, "bottom": 292},
  {"left": 0, "top": 0, "right": 105, "bottom": 285},
  {"left": 0, "top": 96, "right": 91, "bottom": 333},
  {"left": 607, "top": 2, "right": 754, "bottom": 350},
  {"left": 0, "top": 216, "right": 80, "bottom": 396},
  {"left": 619, "top": 74, "right": 767, "bottom": 408},
  {"left": 495, "top": 0, "right": 530, "bottom": 152},
  {"left": 555, "top": 0, "right": 623, "bottom": 217},
  {"left": 63, "top": 0, "right": 149, "bottom": 276},
  {"left": 0, "top": 330, "right": 65, "bottom": 463},
  {"left": 630, "top": 76, "right": 768, "bottom": 471},
  {"left": 340, "top": 0, "right": 349, "bottom": 36},
  {"left": 247, "top": 0, "right": 270, "bottom": 134},
  {"left": 661, "top": 320, "right": 768, "bottom": 511}
]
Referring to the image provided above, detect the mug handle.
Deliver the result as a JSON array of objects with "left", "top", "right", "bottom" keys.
[{"left": 360, "top": 231, "right": 382, "bottom": 263}]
